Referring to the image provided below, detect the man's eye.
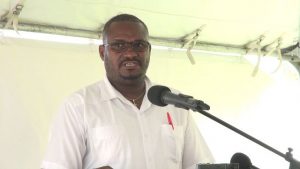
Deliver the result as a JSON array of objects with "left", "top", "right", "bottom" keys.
[
  {"left": 134, "top": 42, "right": 147, "bottom": 49},
  {"left": 112, "top": 42, "right": 125, "bottom": 49}
]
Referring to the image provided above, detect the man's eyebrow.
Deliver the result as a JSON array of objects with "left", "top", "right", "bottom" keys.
[
  {"left": 111, "top": 38, "right": 147, "bottom": 42},
  {"left": 109, "top": 39, "right": 126, "bottom": 42}
]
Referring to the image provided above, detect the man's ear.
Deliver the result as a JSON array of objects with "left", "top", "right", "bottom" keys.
[{"left": 99, "top": 45, "right": 105, "bottom": 61}]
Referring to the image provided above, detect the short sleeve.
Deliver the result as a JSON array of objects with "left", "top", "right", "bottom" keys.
[{"left": 41, "top": 94, "right": 86, "bottom": 169}]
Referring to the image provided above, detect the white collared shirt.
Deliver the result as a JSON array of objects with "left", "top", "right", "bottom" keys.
[{"left": 41, "top": 76, "right": 214, "bottom": 169}]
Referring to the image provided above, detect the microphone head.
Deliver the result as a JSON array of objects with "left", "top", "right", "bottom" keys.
[
  {"left": 147, "top": 85, "right": 171, "bottom": 106},
  {"left": 230, "top": 152, "right": 252, "bottom": 169}
]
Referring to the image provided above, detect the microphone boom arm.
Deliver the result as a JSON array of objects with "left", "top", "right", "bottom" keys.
[{"left": 195, "top": 107, "right": 300, "bottom": 169}]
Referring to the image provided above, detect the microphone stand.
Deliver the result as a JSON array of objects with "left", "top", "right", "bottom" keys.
[{"left": 188, "top": 101, "right": 300, "bottom": 169}]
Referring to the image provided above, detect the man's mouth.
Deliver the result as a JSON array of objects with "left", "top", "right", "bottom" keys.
[{"left": 121, "top": 60, "right": 140, "bottom": 68}]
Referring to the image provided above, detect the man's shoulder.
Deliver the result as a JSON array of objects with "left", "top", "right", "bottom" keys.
[
  {"left": 65, "top": 80, "right": 105, "bottom": 105},
  {"left": 74, "top": 80, "right": 103, "bottom": 94}
]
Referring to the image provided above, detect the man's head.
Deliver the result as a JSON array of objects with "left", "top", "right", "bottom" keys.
[
  {"left": 99, "top": 14, "right": 151, "bottom": 86},
  {"left": 102, "top": 14, "right": 149, "bottom": 44}
]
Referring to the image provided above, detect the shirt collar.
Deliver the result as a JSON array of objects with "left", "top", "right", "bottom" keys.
[
  {"left": 100, "top": 75, "right": 118, "bottom": 101},
  {"left": 100, "top": 74, "right": 153, "bottom": 103}
]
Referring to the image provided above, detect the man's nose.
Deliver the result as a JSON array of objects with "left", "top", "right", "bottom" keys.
[{"left": 122, "top": 45, "right": 138, "bottom": 58}]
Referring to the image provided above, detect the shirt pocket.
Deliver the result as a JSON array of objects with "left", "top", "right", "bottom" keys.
[
  {"left": 161, "top": 124, "right": 184, "bottom": 164},
  {"left": 90, "top": 126, "right": 127, "bottom": 166}
]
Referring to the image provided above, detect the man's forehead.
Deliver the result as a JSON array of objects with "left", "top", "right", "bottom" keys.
[
  {"left": 108, "top": 21, "right": 146, "bottom": 31},
  {"left": 106, "top": 21, "right": 148, "bottom": 40}
]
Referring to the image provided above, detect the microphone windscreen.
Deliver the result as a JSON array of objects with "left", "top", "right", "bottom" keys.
[
  {"left": 230, "top": 152, "right": 252, "bottom": 169},
  {"left": 147, "top": 85, "right": 170, "bottom": 106}
]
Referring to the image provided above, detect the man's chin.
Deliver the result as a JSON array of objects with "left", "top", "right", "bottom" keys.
[{"left": 120, "top": 74, "right": 144, "bottom": 81}]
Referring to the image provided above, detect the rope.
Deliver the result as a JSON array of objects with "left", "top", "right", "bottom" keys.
[
  {"left": 246, "top": 36, "right": 265, "bottom": 77},
  {"left": 263, "top": 38, "right": 282, "bottom": 74},
  {"left": 272, "top": 47, "right": 283, "bottom": 73},
  {"left": 186, "top": 32, "right": 199, "bottom": 64},
  {"left": 4, "top": 0, "right": 25, "bottom": 33},
  {"left": 251, "top": 45, "right": 262, "bottom": 77}
]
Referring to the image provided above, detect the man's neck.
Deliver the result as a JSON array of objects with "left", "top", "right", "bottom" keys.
[
  {"left": 109, "top": 78, "right": 146, "bottom": 99},
  {"left": 110, "top": 78, "right": 146, "bottom": 109}
]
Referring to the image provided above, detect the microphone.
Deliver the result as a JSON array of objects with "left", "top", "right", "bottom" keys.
[
  {"left": 147, "top": 85, "right": 210, "bottom": 111},
  {"left": 230, "top": 152, "right": 259, "bottom": 169}
]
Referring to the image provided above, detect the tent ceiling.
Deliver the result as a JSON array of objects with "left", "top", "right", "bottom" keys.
[{"left": 0, "top": 0, "right": 299, "bottom": 55}]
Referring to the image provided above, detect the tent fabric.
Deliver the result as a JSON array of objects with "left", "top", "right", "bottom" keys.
[
  {"left": 1, "top": 1, "right": 300, "bottom": 169},
  {"left": 1, "top": 0, "right": 299, "bottom": 49}
]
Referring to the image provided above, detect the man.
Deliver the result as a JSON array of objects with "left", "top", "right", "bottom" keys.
[{"left": 41, "top": 14, "right": 214, "bottom": 169}]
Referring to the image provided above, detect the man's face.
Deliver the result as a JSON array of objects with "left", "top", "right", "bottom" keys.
[{"left": 99, "top": 21, "right": 151, "bottom": 85}]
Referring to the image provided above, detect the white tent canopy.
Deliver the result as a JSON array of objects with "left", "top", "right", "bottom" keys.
[
  {"left": 1, "top": 0, "right": 299, "bottom": 53},
  {"left": 0, "top": 1, "right": 300, "bottom": 169}
]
